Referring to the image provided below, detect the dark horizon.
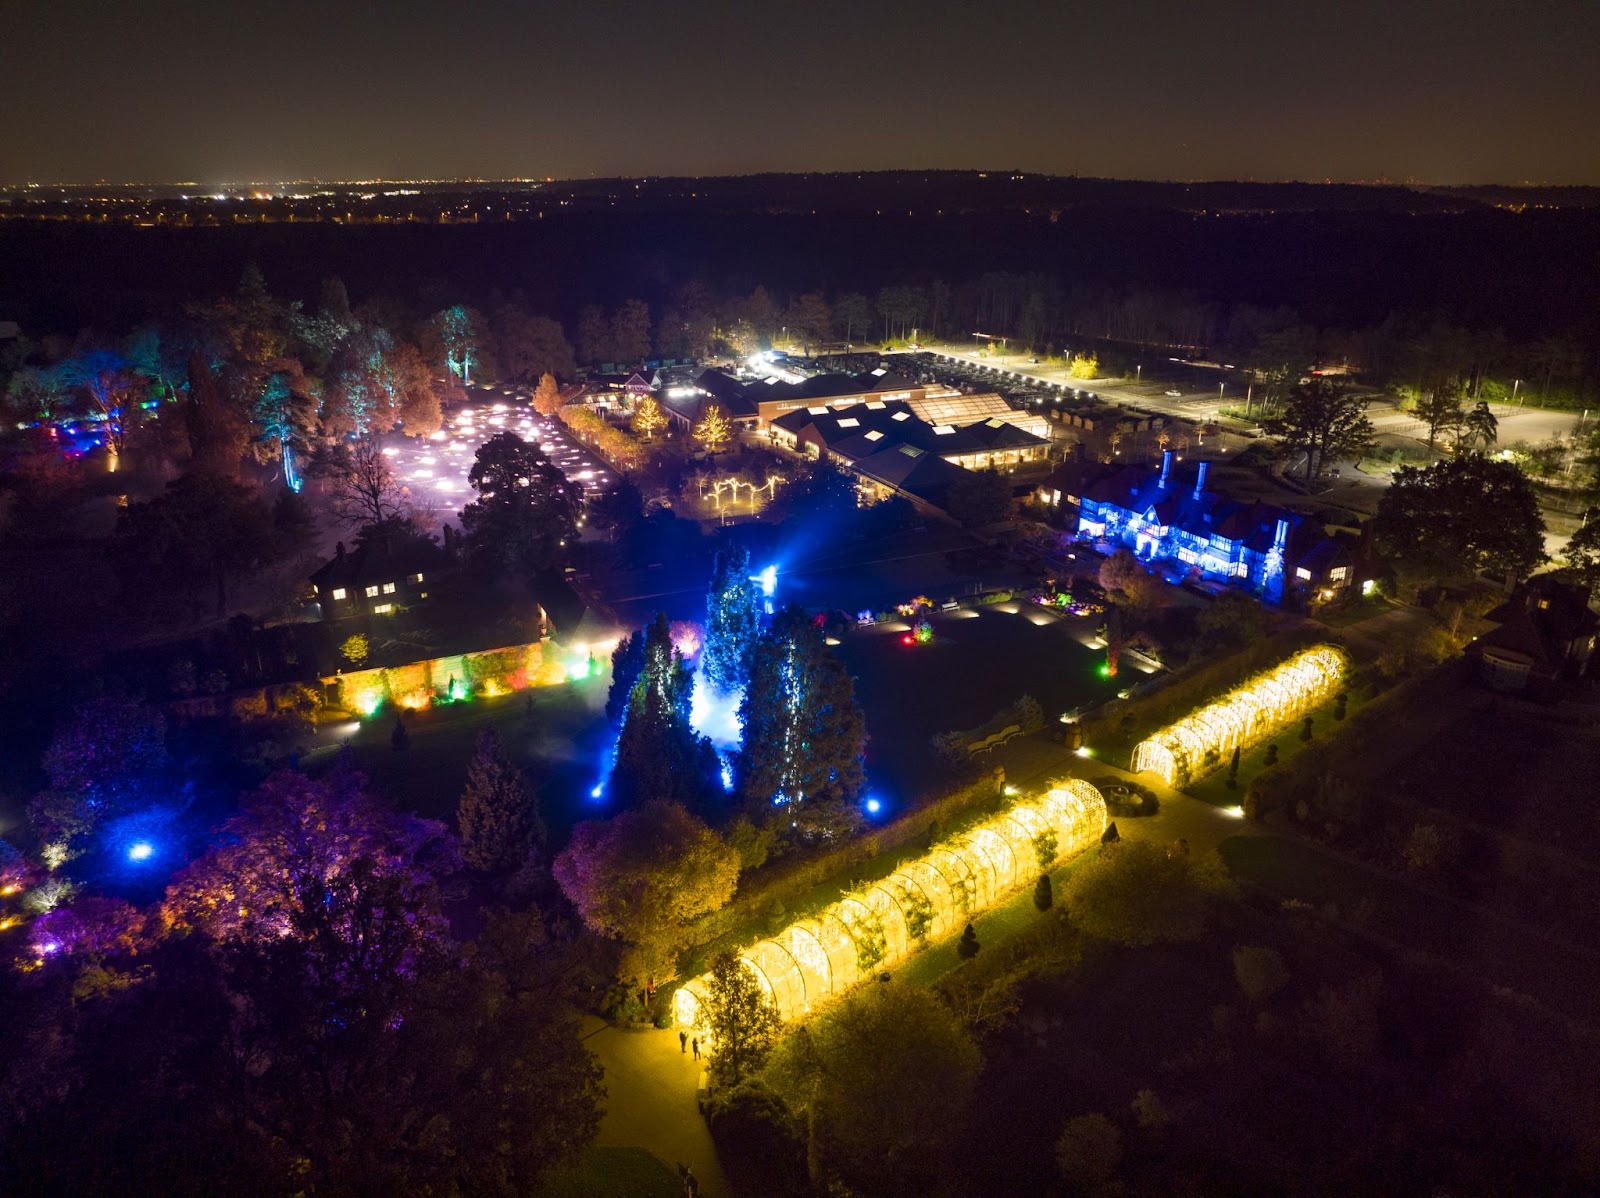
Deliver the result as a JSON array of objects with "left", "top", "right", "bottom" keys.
[{"left": 6, "top": 0, "right": 1599, "bottom": 187}]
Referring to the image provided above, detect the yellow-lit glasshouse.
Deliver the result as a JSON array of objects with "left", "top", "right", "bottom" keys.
[
  {"left": 674, "top": 779, "right": 1106, "bottom": 1030},
  {"left": 1130, "top": 643, "right": 1349, "bottom": 788}
]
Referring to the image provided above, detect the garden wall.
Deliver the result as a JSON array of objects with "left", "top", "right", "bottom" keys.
[{"left": 321, "top": 638, "right": 578, "bottom": 716}]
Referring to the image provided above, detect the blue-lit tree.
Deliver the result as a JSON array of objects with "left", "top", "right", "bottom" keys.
[
  {"left": 252, "top": 359, "right": 317, "bottom": 491},
  {"left": 610, "top": 614, "right": 720, "bottom": 811},
  {"left": 702, "top": 543, "right": 761, "bottom": 696},
  {"left": 737, "top": 606, "right": 866, "bottom": 844}
]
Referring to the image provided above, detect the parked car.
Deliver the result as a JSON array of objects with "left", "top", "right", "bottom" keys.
[{"left": 1164, "top": 388, "right": 1183, "bottom": 396}]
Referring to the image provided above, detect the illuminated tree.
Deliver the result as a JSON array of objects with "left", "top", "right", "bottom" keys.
[
  {"left": 552, "top": 800, "right": 739, "bottom": 946},
  {"left": 58, "top": 348, "right": 140, "bottom": 465},
  {"left": 1068, "top": 352, "right": 1099, "bottom": 379},
  {"left": 457, "top": 725, "right": 544, "bottom": 872},
  {"left": 609, "top": 614, "right": 721, "bottom": 809},
  {"left": 421, "top": 304, "right": 487, "bottom": 384},
  {"left": 738, "top": 606, "right": 866, "bottom": 843},
  {"left": 251, "top": 358, "right": 317, "bottom": 490},
  {"left": 3, "top": 363, "right": 66, "bottom": 423},
  {"left": 161, "top": 769, "right": 453, "bottom": 954},
  {"left": 1414, "top": 380, "right": 1465, "bottom": 450},
  {"left": 318, "top": 436, "right": 409, "bottom": 531},
  {"left": 532, "top": 370, "right": 564, "bottom": 416},
  {"left": 30, "top": 695, "right": 167, "bottom": 847},
  {"left": 694, "top": 403, "right": 733, "bottom": 456},
  {"left": 1098, "top": 548, "right": 1169, "bottom": 615},
  {"left": 340, "top": 634, "right": 370, "bottom": 667},
  {"left": 703, "top": 543, "right": 761, "bottom": 695},
  {"left": 1062, "top": 839, "right": 1235, "bottom": 946},
  {"left": 1374, "top": 453, "right": 1545, "bottom": 591},
  {"left": 460, "top": 432, "right": 581, "bottom": 578},
  {"left": 632, "top": 394, "right": 667, "bottom": 440},
  {"left": 1265, "top": 379, "right": 1376, "bottom": 483},
  {"left": 606, "top": 628, "right": 646, "bottom": 721},
  {"left": 1459, "top": 399, "right": 1499, "bottom": 450},
  {"left": 702, "top": 950, "right": 783, "bottom": 1090}
]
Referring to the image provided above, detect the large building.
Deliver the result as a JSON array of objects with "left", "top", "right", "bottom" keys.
[
  {"left": 1076, "top": 450, "right": 1355, "bottom": 604},
  {"left": 767, "top": 398, "right": 1052, "bottom": 515}
]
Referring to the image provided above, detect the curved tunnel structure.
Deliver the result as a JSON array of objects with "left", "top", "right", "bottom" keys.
[
  {"left": 1130, "top": 643, "right": 1349, "bottom": 788},
  {"left": 674, "top": 779, "right": 1107, "bottom": 1029}
]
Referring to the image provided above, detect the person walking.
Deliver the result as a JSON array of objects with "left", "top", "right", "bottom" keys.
[
  {"left": 691, "top": 1037, "right": 700, "bottom": 1061},
  {"left": 679, "top": 1029, "right": 688, "bottom": 1053}
]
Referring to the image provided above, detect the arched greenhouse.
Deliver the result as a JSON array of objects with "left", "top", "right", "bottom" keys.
[
  {"left": 1130, "top": 643, "right": 1349, "bottom": 787},
  {"left": 674, "top": 778, "right": 1107, "bottom": 1030}
]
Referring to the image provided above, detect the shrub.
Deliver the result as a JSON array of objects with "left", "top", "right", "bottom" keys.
[
  {"left": 1232, "top": 944, "right": 1289, "bottom": 1003},
  {"left": 957, "top": 922, "right": 981, "bottom": 959},
  {"left": 1034, "top": 873, "right": 1054, "bottom": 911},
  {"left": 1055, "top": 1112, "right": 1123, "bottom": 1191},
  {"left": 705, "top": 1081, "right": 808, "bottom": 1198}
]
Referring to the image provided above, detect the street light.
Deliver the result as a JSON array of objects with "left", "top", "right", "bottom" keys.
[{"left": 1512, "top": 378, "right": 1522, "bottom": 406}]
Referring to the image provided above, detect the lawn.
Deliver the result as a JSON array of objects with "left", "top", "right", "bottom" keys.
[{"left": 300, "top": 674, "right": 617, "bottom": 847}]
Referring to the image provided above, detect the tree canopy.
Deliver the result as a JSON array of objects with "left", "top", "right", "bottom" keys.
[
  {"left": 552, "top": 801, "right": 739, "bottom": 947},
  {"left": 1265, "top": 379, "right": 1376, "bottom": 483},
  {"left": 738, "top": 606, "right": 866, "bottom": 844},
  {"left": 1061, "top": 839, "right": 1236, "bottom": 946},
  {"left": 1373, "top": 453, "right": 1546, "bottom": 590},
  {"left": 703, "top": 542, "right": 761, "bottom": 695},
  {"left": 460, "top": 431, "right": 581, "bottom": 579}
]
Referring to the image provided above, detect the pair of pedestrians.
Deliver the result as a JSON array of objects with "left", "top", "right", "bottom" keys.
[{"left": 677, "top": 1029, "right": 700, "bottom": 1059}]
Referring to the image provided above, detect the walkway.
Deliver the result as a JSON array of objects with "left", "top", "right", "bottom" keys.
[{"left": 583, "top": 1015, "right": 729, "bottom": 1198}]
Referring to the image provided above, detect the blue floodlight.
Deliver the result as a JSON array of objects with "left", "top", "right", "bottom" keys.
[
  {"left": 864, "top": 797, "right": 882, "bottom": 815},
  {"left": 127, "top": 840, "right": 154, "bottom": 862}
]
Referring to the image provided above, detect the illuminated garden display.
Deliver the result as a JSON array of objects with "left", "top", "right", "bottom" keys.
[
  {"left": 674, "top": 779, "right": 1107, "bottom": 1029},
  {"left": 324, "top": 637, "right": 612, "bottom": 718},
  {"left": 1130, "top": 644, "right": 1349, "bottom": 788}
]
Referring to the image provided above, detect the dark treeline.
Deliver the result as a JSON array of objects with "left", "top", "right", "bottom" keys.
[{"left": 3, "top": 202, "right": 1598, "bottom": 350}]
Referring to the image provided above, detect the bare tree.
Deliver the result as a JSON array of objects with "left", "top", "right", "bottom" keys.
[{"left": 318, "top": 437, "right": 409, "bottom": 530}]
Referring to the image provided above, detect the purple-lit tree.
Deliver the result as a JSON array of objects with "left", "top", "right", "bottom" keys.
[
  {"left": 162, "top": 770, "right": 456, "bottom": 969},
  {"left": 32, "top": 695, "right": 167, "bottom": 845}
]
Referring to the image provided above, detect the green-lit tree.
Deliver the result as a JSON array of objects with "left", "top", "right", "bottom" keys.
[
  {"left": 737, "top": 606, "right": 866, "bottom": 843},
  {"left": 457, "top": 725, "right": 544, "bottom": 872},
  {"left": 252, "top": 359, "right": 317, "bottom": 491},
  {"left": 421, "top": 304, "right": 487, "bottom": 384},
  {"left": 610, "top": 614, "right": 721, "bottom": 810},
  {"left": 460, "top": 432, "right": 581, "bottom": 579},
  {"left": 605, "top": 629, "right": 647, "bottom": 722},
  {"left": 1373, "top": 453, "right": 1545, "bottom": 593},
  {"left": 1265, "top": 379, "right": 1376, "bottom": 483},
  {"left": 702, "top": 950, "right": 783, "bottom": 1090},
  {"left": 703, "top": 543, "right": 761, "bottom": 695}
]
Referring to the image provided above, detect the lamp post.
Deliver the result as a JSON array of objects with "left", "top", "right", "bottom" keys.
[{"left": 1512, "top": 378, "right": 1522, "bottom": 406}]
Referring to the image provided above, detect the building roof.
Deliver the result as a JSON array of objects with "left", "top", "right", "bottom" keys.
[
  {"left": 1480, "top": 576, "right": 1599, "bottom": 674},
  {"left": 852, "top": 442, "right": 968, "bottom": 506},
  {"left": 310, "top": 533, "right": 453, "bottom": 591}
]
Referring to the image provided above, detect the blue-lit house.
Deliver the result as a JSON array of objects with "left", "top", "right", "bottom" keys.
[{"left": 1076, "top": 450, "right": 1355, "bottom": 604}]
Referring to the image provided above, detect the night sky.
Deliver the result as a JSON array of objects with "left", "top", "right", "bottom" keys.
[{"left": 5, "top": 0, "right": 1599, "bottom": 185}]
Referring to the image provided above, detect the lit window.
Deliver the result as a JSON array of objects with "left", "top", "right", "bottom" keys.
[
  {"left": 1295, "top": 567, "right": 1311, "bottom": 581},
  {"left": 332, "top": 587, "right": 347, "bottom": 601},
  {"left": 419, "top": 591, "right": 429, "bottom": 599},
  {"left": 1330, "top": 566, "right": 1349, "bottom": 581},
  {"left": 864, "top": 430, "right": 884, "bottom": 442},
  {"left": 365, "top": 585, "right": 380, "bottom": 598},
  {"left": 892, "top": 412, "right": 910, "bottom": 421},
  {"left": 837, "top": 418, "right": 860, "bottom": 428},
  {"left": 382, "top": 582, "right": 397, "bottom": 594},
  {"left": 412, "top": 572, "right": 424, "bottom": 583},
  {"left": 933, "top": 424, "right": 956, "bottom": 435},
  {"left": 373, "top": 603, "right": 394, "bottom": 615}
]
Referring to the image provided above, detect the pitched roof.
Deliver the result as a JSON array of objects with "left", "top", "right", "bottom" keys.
[{"left": 310, "top": 533, "right": 453, "bottom": 590}]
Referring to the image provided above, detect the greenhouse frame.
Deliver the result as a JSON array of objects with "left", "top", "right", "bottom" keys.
[
  {"left": 674, "top": 779, "right": 1107, "bottom": 1029},
  {"left": 1130, "top": 643, "right": 1350, "bottom": 788}
]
